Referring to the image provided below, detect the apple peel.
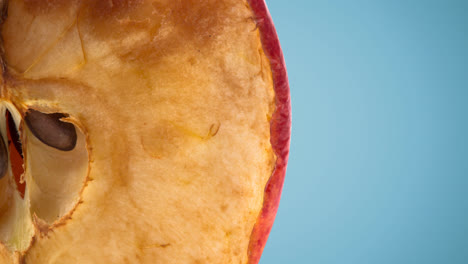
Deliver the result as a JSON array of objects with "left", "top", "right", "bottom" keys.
[{"left": 246, "top": 1, "right": 291, "bottom": 263}]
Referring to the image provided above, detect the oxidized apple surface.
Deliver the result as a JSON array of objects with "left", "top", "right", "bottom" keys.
[{"left": 0, "top": 0, "right": 290, "bottom": 263}]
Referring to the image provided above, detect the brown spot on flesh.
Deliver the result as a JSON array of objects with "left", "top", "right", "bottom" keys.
[
  {"left": 90, "top": 0, "right": 144, "bottom": 18},
  {"left": 23, "top": 0, "right": 80, "bottom": 15},
  {"left": 80, "top": 0, "right": 236, "bottom": 67},
  {"left": 32, "top": 215, "right": 50, "bottom": 238}
]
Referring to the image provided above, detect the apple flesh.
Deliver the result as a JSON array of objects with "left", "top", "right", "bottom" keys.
[{"left": 0, "top": 0, "right": 290, "bottom": 263}]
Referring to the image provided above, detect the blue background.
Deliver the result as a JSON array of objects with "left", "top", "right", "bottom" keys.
[{"left": 260, "top": 1, "right": 468, "bottom": 263}]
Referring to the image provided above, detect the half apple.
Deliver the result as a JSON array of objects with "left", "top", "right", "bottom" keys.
[{"left": 0, "top": 0, "right": 290, "bottom": 263}]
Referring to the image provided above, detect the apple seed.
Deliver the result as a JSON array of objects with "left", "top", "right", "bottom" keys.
[{"left": 24, "top": 109, "right": 77, "bottom": 151}]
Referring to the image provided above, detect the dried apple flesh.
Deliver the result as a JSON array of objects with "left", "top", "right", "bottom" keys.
[{"left": 0, "top": 0, "right": 276, "bottom": 263}]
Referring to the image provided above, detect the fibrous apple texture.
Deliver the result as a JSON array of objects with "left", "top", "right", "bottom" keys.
[{"left": 0, "top": 0, "right": 290, "bottom": 263}]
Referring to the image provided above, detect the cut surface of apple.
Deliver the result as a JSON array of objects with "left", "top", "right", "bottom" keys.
[{"left": 0, "top": 0, "right": 290, "bottom": 263}]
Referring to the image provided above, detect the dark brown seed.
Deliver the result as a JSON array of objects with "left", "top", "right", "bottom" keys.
[
  {"left": 6, "top": 110, "right": 23, "bottom": 157},
  {"left": 0, "top": 137, "right": 7, "bottom": 179},
  {"left": 24, "top": 109, "right": 77, "bottom": 151}
]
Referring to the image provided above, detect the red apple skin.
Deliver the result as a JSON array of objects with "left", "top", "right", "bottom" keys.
[{"left": 247, "top": 0, "right": 291, "bottom": 263}]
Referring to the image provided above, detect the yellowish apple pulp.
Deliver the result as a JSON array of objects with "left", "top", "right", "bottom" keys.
[{"left": 0, "top": 0, "right": 276, "bottom": 263}]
